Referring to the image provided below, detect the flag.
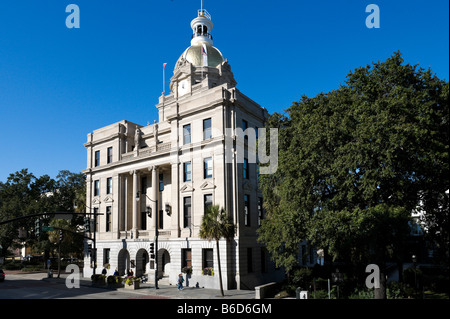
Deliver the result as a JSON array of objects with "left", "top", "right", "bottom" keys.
[
  {"left": 163, "top": 63, "right": 168, "bottom": 69},
  {"left": 202, "top": 44, "right": 208, "bottom": 56}
]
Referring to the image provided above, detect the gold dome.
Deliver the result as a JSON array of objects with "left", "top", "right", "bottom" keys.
[{"left": 176, "top": 42, "right": 224, "bottom": 68}]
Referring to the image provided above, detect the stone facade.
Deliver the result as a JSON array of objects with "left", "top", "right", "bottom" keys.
[{"left": 82, "top": 7, "right": 284, "bottom": 290}]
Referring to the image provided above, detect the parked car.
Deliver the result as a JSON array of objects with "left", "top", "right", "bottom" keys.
[{"left": 0, "top": 269, "right": 5, "bottom": 282}]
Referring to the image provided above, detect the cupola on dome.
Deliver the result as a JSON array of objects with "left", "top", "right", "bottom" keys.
[{"left": 175, "top": 8, "right": 224, "bottom": 70}]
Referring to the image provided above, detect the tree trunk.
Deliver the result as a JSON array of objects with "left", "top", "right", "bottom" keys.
[{"left": 216, "top": 240, "right": 224, "bottom": 297}]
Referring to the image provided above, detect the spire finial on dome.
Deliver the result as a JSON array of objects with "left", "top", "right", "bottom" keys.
[{"left": 191, "top": 1, "right": 213, "bottom": 45}]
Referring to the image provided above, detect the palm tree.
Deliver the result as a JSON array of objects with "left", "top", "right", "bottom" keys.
[{"left": 199, "top": 205, "right": 235, "bottom": 297}]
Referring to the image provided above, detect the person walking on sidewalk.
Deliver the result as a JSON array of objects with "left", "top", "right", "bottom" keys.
[{"left": 177, "top": 273, "right": 184, "bottom": 290}]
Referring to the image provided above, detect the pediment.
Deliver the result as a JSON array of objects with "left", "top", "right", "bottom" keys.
[
  {"left": 104, "top": 195, "right": 114, "bottom": 203},
  {"left": 200, "top": 180, "right": 215, "bottom": 190},
  {"left": 180, "top": 184, "right": 194, "bottom": 193},
  {"left": 92, "top": 197, "right": 101, "bottom": 205}
]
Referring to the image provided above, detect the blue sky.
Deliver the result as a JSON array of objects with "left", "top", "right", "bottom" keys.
[{"left": 0, "top": 0, "right": 448, "bottom": 182}]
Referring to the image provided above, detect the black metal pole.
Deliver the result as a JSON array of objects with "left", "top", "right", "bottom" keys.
[
  {"left": 155, "top": 199, "right": 159, "bottom": 289},
  {"left": 93, "top": 208, "right": 97, "bottom": 275}
]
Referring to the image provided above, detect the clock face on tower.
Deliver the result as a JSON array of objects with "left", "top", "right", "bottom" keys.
[{"left": 179, "top": 79, "right": 189, "bottom": 96}]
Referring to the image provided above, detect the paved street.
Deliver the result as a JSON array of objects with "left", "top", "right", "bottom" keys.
[{"left": 0, "top": 271, "right": 255, "bottom": 300}]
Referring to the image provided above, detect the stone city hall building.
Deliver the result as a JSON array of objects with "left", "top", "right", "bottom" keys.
[{"left": 82, "top": 6, "right": 283, "bottom": 290}]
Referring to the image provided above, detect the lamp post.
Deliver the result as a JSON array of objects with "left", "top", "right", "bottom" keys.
[
  {"left": 74, "top": 201, "right": 98, "bottom": 275},
  {"left": 412, "top": 254, "right": 417, "bottom": 298},
  {"left": 136, "top": 191, "right": 158, "bottom": 289}
]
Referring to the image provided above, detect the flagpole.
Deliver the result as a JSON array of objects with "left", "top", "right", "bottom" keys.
[{"left": 162, "top": 63, "right": 167, "bottom": 94}]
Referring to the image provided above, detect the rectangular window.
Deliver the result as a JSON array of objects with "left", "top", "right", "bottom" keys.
[
  {"left": 184, "top": 162, "right": 192, "bottom": 182},
  {"left": 261, "top": 248, "right": 266, "bottom": 273},
  {"left": 204, "top": 194, "right": 213, "bottom": 214},
  {"left": 242, "top": 120, "right": 248, "bottom": 140},
  {"left": 103, "top": 248, "right": 110, "bottom": 266},
  {"left": 204, "top": 157, "right": 213, "bottom": 179},
  {"left": 94, "top": 151, "right": 100, "bottom": 167},
  {"left": 183, "top": 197, "right": 191, "bottom": 228},
  {"left": 203, "top": 118, "right": 212, "bottom": 140},
  {"left": 244, "top": 194, "right": 250, "bottom": 226},
  {"left": 106, "top": 177, "right": 112, "bottom": 194},
  {"left": 202, "top": 248, "right": 214, "bottom": 269},
  {"left": 159, "top": 173, "right": 164, "bottom": 191},
  {"left": 243, "top": 158, "right": 249, "bottom": 179},
  {"left": 258, "top": 197, "right": 263, "bottom": 227},
  {"left": 107, "top": 147, "right": 113, "bottom": 164},
  {"left": 183, "top": 124, "right": 191, "bottom": 145},
  {"left": 182, "top": 249, "right": 192, "bottom": 269},
  {"left": 242, "top": 119, "right": 248, "bottom": 131},
  {"left": 106, "top": 206, "right": 111, "bottom": 232},
  {"left": 94, "top": 180, "right": 99, "bottom": 196},
  {"left": 247, "top": 248, "right": 253, "bottom": 273}
]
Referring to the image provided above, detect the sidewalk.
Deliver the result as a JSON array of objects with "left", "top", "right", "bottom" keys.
[{"left": 44, "top": 273, "right": 256, "bottom": 299}]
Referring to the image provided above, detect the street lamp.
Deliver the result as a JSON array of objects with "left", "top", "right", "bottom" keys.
[
  {"left": 136, "top": 191, "right": 159, "bottom": 289},
  {"left": 412, "top": 254, "right": 417, "bottom": 297},
  {"left": 74, "top": 201, "right": 98, "bottom": 275}
]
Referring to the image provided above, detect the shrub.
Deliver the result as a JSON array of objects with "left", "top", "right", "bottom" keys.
[
  {"left": 125, "top": 276, "right": 140, "bottom": 286},
  {"left": 348, "top": 287, "right": 374, "bottom": 299},
  {"left": 91, "top": 274, "right": 106, "bottom": 284},
  {"left": 107, "top": 275, "right": 116, "bottom": 284},
  {"left": 291, "top": 267, "right": 313, "bottom": 290}
]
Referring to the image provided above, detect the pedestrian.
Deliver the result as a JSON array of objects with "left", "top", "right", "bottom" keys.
[
  {"left": 177, "top": 273, "right": 184, "bottom": 290},
  {"left": 102, "top": 267, "right": 107, "bottom": 275},
  {"left": 113, "top": 268, "right": 119, "bottom": 276}
]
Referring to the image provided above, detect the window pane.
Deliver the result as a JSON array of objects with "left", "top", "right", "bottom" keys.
[
  {"left": 203, "top": 118, "right": 212, "bottom": 140},
  {"left": 107, "top": 177, "right": 112, "bottom": 194},
  {"left": 182, "top": 249, "right": 192, "bottom": 268},
  {"left": 95, "top": 151, "right": 100, "bottom": 167},
  {"left": 243, "top": 158, "right": 249, "bottom": 179},
  {"left": 107, "top": 147, "right": 113, "bottom": 164},
  {"left": 183, "top": 124, "right": 191, "bottom": 144},
  {"left": 184, "top": 162, "right": 192, "bottom": 182},
  {"left": 204, "top": 157, "right": 212, "bottom": 178},
  {"left": 242, "top": 119, "right": 248, "bottom": 131},
  {"left": 203, "top": 248, "right": 214, "bottom": 269},
  {"left": 159, "top": 174, "right": 164, "bottom": 191},
  {"left": 184, "top": 197, "right": 191, "bottom": 228},
  {"left": 106, "top": 206, "right": 111, "bottom": 232},
  {"left": 94, "top": 180, "right": 99, "bottom": 196},
  {"left": 204, "top": 194, "right": 213, "bottom": 213}
]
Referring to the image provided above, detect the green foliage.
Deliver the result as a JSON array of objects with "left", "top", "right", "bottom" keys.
[
  {"left": 199, "top": 205, "right": 235, "bottom": 242},
  {"left": 258, "top": 51, "right": 449, "bottom": 274},
  {"left": 291, "top": 267, "right": 313, "bottom": 289},
  {"left": 91, "top": 274, "right": 106, "bottom": 285},
  {"left": 0, "top": 169, "right": 86, "bottom": 259}
]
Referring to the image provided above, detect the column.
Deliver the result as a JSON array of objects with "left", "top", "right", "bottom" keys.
[{"left": 132, "top": 170, "right": 138, "bottom": 231}]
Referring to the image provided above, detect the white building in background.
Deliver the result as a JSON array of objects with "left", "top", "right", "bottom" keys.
[{"left": 82, "top": 5, "right": 283, "bottom": 290}]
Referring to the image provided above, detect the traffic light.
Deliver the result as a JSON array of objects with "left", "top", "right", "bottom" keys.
[
  {"left": 84, "top": 217, "right": 90, "bottom": 232},
  {"left": 59, "top": 230, "right": 63, "bottom": 242},
  {"left": 150, "top": 242, "right": 155, "bottom": 259},
  {"left": 87, "top": 243, "right": 92, "bottom": 257},
  {"left": 34, "top": 219, "right": 40, "bottom": 237}
]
